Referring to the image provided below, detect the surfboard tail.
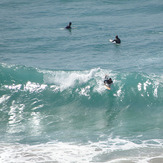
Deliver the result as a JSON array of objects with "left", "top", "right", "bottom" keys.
[{"left": 104, "top": 83, "right": 111, "bottom": 90}]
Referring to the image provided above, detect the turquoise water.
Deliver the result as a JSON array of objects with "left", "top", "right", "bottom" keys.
[{"left": 0, "top": 0, "right": 163, "bottom": 162}]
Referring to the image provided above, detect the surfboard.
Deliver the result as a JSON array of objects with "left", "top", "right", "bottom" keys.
[
  {"left": 109, "top": 39, "right": 116, "bottom": 44},
  {"left": 104, "top": 83, "right": 111, "bottom": 90},
  {"left": 109, "top": 39, "right": 121, "bottom": 45}
]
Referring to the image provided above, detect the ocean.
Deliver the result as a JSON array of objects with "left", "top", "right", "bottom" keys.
[{"left": 0, "top": 0, "right": 163, "bottom": 162}]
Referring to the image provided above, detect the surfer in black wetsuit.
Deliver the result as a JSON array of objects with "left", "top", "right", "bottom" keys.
[
  {"left": 112, "top": 35, "right": 121, "bottom": 44},
  {"left": 104, "top": 75, "right": 113, "bottom": 85},
  {"left": 65, "top": 22, "right": 72, "bottom": 29}
]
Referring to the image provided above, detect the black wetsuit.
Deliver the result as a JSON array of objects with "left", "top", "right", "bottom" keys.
[
  {"left": 65, "top": 22, "right": 72, "bottom": 29},
  {"left": 66, "top": 25, "right": 71, "bottom": 29},
  {"left": 113, "top": 37, "right": 121, "bottom": 44},
  {"left": 104, "top": 78, "right": 113, "bottom": 85}
]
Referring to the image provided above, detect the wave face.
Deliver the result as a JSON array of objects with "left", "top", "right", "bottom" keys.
[
  {"left": 0, "top": 63, "right": 163, "bottom": 143},
  {"left": 0, "top": 63, "right": 163, "bottom": 162}
]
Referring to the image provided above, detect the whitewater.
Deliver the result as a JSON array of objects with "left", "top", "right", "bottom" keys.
[
  {"left": 0, "top": 64, "right": 163, "bottom": 162},
  {"left": 0, "top": 0, "right": 163, "bottom": 162}
]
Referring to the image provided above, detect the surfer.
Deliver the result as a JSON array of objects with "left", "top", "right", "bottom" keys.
[
  {"left": 104, "top": 75, "right": 113, "bottom": 86},
  {"left": 65, "top": 22, "right": 72, "bottom": 29},
  {"left": 112, "top": 35, "right": 121, "bottom": 44}
]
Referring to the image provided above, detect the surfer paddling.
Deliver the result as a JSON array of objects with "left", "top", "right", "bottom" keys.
[{"left": 104, "top": 75, "right": 113, "bottom": 89}]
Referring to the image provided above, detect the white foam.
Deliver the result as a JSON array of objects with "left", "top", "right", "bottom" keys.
[
  {"left": 79, "top": 85, "right": 91, "bottom": 98},
  {"left": 153, "top": 80, "right": 159, "bottom": 98},
  {"left": 42, "top": 68, "right": 113, "bottom": 93},
  {"left": 143, "top": 80, "right": 151, "bottom": 92},
  {"left": 24, "top": 81, "right": 47, "bottom": 93},
  {"left": 137, "top": 83, "right": 142, "bottom": 91},
  {"left": 0, "top": 142, "right": 102, "bottom": 163},
  {"left": 1, "top": 137, "right": 163, "bottom": 163},
  {"left": 0, "top": 95, "right": 10, "bottom": 104},
  {"left": 4, "top": 84, "right": 22, "bottom": 91},
  {"left": 3, "top": 82, "right": 47, "bottom": 93}
]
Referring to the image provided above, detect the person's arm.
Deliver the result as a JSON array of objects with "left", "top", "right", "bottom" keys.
[{"left": 112, "top": 39, "right": 117, "bottom": 43}]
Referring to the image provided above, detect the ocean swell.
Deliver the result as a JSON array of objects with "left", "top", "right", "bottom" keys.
[{"left": 0, "top": 63, "right": 163, "bottom": 144}]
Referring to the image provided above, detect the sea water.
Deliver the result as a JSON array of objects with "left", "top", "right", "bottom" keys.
[{"left": 0, "top": 0, "right": 163, "bottom": 162}]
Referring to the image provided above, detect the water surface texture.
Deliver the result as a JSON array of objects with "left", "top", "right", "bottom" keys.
[{"left": 0, "top": 0, "right": 163, "bottom": 162}]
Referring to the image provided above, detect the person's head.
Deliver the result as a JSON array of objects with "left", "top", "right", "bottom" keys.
[
  {"left": 116, "top": 35, "right": 118, "bottom": 39},
  {"left": 69, "top": 22, "right": 72, "bottom": 26}
]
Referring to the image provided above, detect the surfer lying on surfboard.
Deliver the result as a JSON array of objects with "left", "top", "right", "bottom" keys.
[{"left": 104, "top": 75, "right": 113, "bottom": 89}]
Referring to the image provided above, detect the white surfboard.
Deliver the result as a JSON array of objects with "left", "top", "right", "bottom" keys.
[
  {"left": 109, "top": 39, "right": 121, "bottom": 45},
  {"left": 104, "top": 83, "right": 111, "bottom": 90},
  {"left": 109, "top": 39, "right": 116, "bottom": 44}
]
